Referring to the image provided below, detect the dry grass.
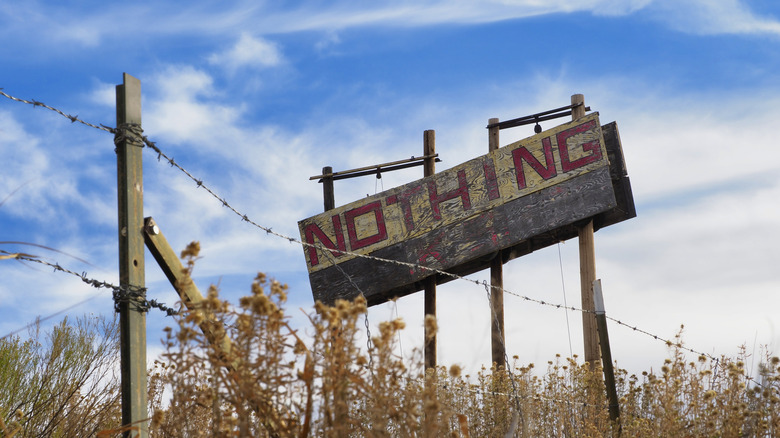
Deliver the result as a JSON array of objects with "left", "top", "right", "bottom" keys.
[
  {"left": 3, "top": 243, "right": 780, "bottom": 437},
  {"left": 141, "top": 244, "right": 780, "bottom": 437}
]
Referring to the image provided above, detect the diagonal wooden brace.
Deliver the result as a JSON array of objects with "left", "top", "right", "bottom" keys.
[
  {"left": 142, "top": 216, "right": 236, "bottom": 370},
  {"left": 142, "top": 217, "right": 288, "bottom": 436}
]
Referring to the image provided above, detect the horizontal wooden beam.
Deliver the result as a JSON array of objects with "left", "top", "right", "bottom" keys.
[
  {"left": 486, "top": 104, "right": 590, "bottom": 130},
  {"left": 309, "top": 154, "right": 439, "bottom": 180}
]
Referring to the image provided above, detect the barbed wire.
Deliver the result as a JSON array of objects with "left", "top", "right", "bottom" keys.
[
  {"left": 0, "top": 88, "right": 725, "bottom": 365},
  {"left": 604, "top": 315, "right": 715, "bottom": 361},
  {"left": 421, "top": 375, "right": 602, "bottom": 408},
  {"left": 0, "top": 89, "right": 594, "bottom": 314},
  {"left": 1, "top": 251, "right": 179, "bottom": 317},
  {"left": 124, "top": 119, "right": 723, "bottom": 363},
  {"left": 0, "top": 89, "right": 114, "bottom": 133},
  {"left": 321, "top": 248, "right": 376, "bottom": 374},
  {"left": 481, "top": 281, "right": 524, "bottom": 431},
  {"left": 108, "top": 124, "right": 596, "bottom": 308}
]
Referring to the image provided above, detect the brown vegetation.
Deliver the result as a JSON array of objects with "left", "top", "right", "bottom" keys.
[{"left": 2, "top": 244, "right": 780, "bottom": 436}]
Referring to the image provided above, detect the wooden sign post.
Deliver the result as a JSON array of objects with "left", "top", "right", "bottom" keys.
[
  {"left": 488, "top": 117, "right": 506, "bottom": 369},
  {"left": 572, "top": 94, "right": 600, "bottom": 366},
  {"left": 115, "top": 73, "right": 148, "bottom": 437},
  {"left": 423, "top": 130, "right": 437, "bottom": 370},
  {"left": 322, "top": 166, "right": 335, "bottom": 211}
]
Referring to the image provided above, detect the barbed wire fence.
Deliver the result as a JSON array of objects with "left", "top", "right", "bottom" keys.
[
  {"left": 0, "top": 87, "right": 732, "bottom": 372},
  {"left": 0, "top": 250, "right": 180, "bottom": 340},
  {"left": 10, "top": 86, "right": 774, "bottom": 433}
]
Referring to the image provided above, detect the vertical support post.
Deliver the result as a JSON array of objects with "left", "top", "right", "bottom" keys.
[
  {"left": 488, "top": 117, "right": 505, "bottom": 369},
  {"left": 572, "top": 94, "right": 600, "bottom": 366},
  {"left": 116, "top": 73, "right": 148, "bottom": 437},
  {"left": 593, "top": 279, "right": 621, "bottom": 433},
  {"left": 423, "top": 130, "right": 437, "bottom": 370},
  {"left": 322, "top": 166, "right": 335, "bottom": 212}
]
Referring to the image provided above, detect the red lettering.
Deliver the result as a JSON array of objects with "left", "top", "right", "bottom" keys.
[
  {"left": 386, "top": 184, "right": 423, "bottom": 232},
  {"left": 303, "top": 215, "right": 345, "bottom": 266},
  {"left": 512, "top": 136, "right": 557, "bottom": 190},
  {"left": 427, "top": 169, "right": 471, "bottom": 220},
  {"left": 345, "top": 201, "right": 388, "bottom": 250},
  {"left": 483, "top": 157, "right": 500, "bottom": 200},
  {"left": 558, "top": 119, "right": 602, "bottom": 172}
]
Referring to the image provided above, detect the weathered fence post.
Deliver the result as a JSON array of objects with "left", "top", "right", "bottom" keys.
[{"left": 116, "top": 73, "right": 148, "bottom": 437}]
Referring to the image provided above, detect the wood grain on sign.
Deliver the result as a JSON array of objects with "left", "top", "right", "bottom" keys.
[{"left": 298, "top": 113, "right": 618, "bottom": 305}]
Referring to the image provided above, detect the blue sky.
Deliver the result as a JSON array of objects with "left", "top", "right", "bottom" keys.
[{"left": 2, "top": 0, "right": 780, "bottom": 377}]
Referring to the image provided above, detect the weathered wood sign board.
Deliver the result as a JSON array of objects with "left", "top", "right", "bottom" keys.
[{"left": 299, "top": 113, "right": 635, "bottom": 306}]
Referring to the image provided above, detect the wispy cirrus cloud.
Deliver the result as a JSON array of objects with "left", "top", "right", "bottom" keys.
[
  {"left": 3, "top": 0, "right": 778, "bottom": 58},
  {"left": 645, "top": 0, "right": 780, "bottom": 36}
]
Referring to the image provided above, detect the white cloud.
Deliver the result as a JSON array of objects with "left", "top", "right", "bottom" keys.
[
  {"left": 53, "top": 22, "right": 102, "bottom": 47},
  {"left": 0, "top": 111, "right": 50, "bottom": 218},
  {"left": 144, "top": 65, "right": 243, "bottom": 145},
  {"left": 87, "top": 81, "right": 117, "bottom": 107},
  {"left": 647, "top": 0, "right": 780, "bottom": 36},
  {"left": 315, "top": 31, "right": 342, "bottom": 53},
  {"left": 154, "top": 65, "right": 216, "bottom": 99},
  {"left": 208, "top": 33, "right": 284, "bottom": 72}
]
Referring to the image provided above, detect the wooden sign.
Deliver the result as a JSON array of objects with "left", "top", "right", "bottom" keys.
[{"left": 299, "top": 113, "right": 623, "bottom": 305}]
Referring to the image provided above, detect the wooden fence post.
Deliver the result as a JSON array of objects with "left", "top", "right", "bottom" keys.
[
  {"left": 116, "top": 73, "right": 148, "bottom": 437},
  {"left": 423, "top": 130, "right": 437, "bottom": 370},
  {"left": 572, "top": 94, "right": 600, "bottom": 366},
  {"left": 488, "top": 117, "right": 506, "bottom": 369}
]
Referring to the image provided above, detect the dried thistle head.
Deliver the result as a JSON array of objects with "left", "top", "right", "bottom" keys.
[
  {"left": 336, "top": 300, "right": 351, "bottom": 319},
  {"left": 249, "top": 292, "right": 276, "bottom": 316},
  {"left": 270, "top": 280, "right": 288, "bottom": 302},
  {"left": 180, "top": 241, "right": 201, "bottom": 260},
  {"left": 293, "top": 338, "right": 307, "bottom": 355},
  {"left": 150, "top": 410, "right": 166, "bottom": 429},
  {"left": 351, "top": 295, "right": 367, "bottom": 316},
  {"left": 424, "top": 314, "right": 437, "bottom": 340}
]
